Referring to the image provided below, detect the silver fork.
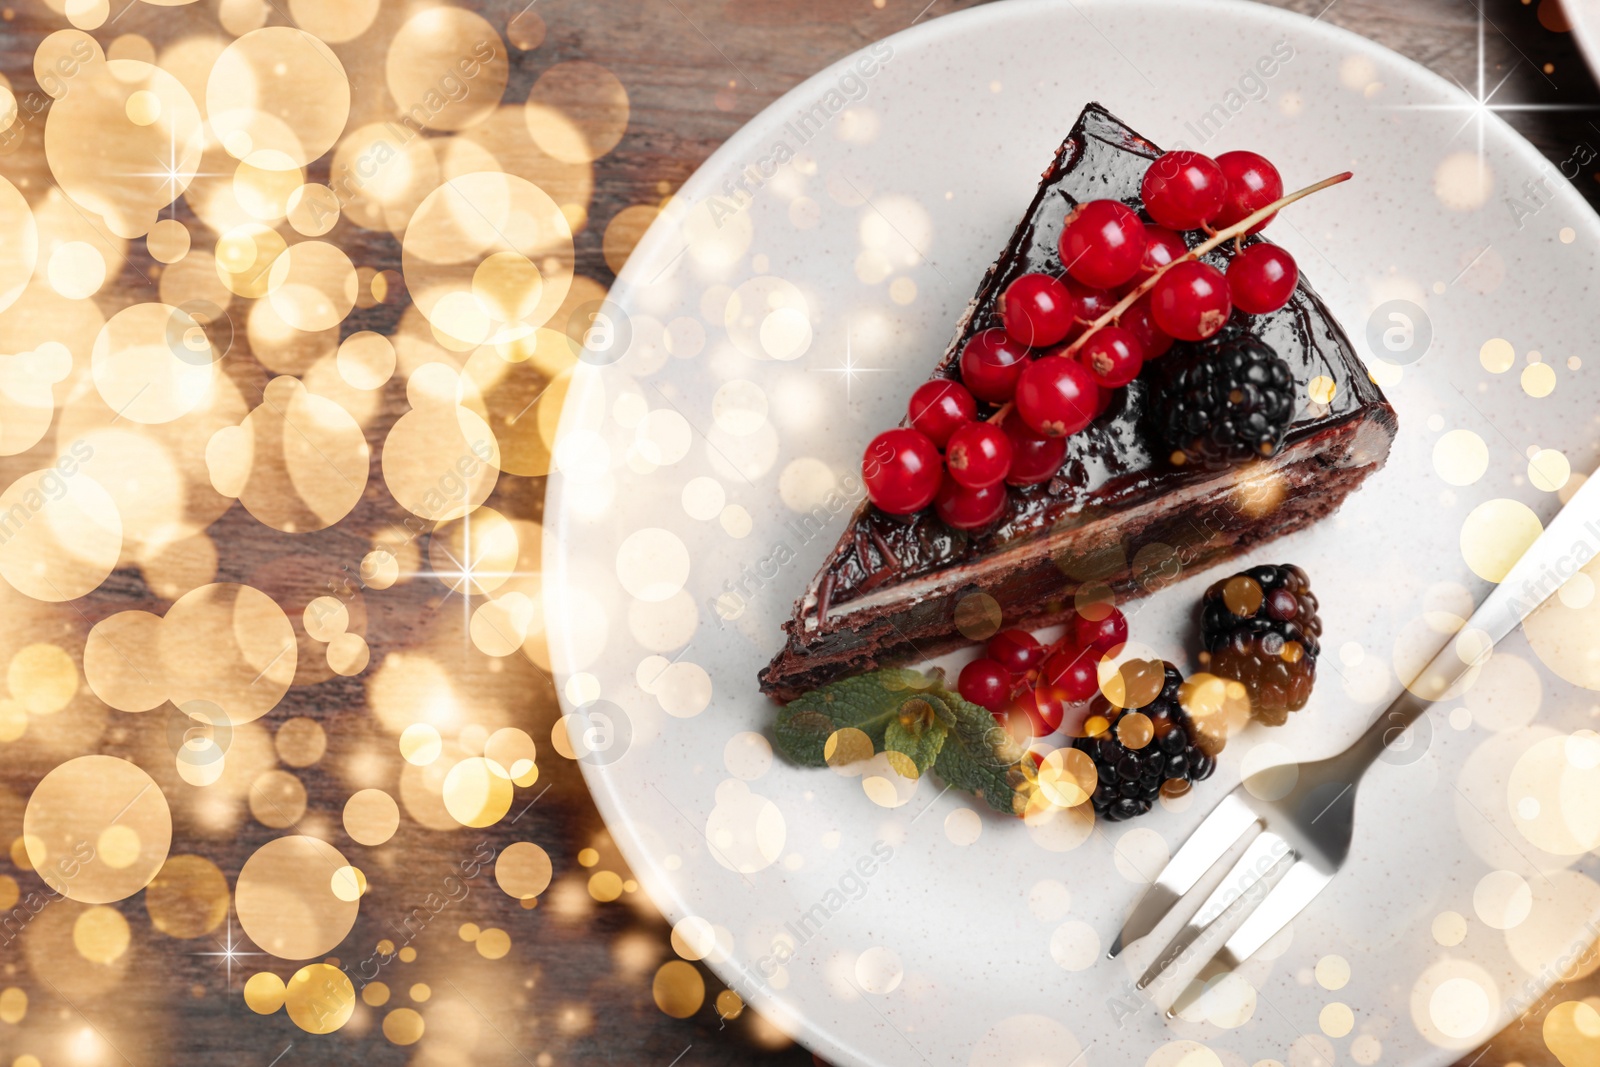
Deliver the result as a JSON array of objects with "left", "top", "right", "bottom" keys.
[{"left": 1112, "top": 467, "right": 1600, "bottom": 995}]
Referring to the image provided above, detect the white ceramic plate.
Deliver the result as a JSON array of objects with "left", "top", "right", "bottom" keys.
[
  {"left": 1565, "top": 0, "right": 1600, "bottom": 84},
  {"left": 545, "top": 2, "right": 1600, "bottom": 1064}
]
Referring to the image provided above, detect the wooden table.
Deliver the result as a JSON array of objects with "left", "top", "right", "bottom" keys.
[{"left": 0, "top": 1, "right": 1595, "bottom": 1066}]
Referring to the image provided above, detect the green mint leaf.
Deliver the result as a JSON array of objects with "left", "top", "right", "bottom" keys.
[
  {"left": 774, "top": 670, "right": 1027, "bottom": 815},
  {"left": 774, "top": 668, "right": 933, "bottom": 767},
  {"left": 930, "top": 689, "right": 1028, "bottom": 816},
  {"left": 883, "top": 696, "right": 948, "bottom": 775}
]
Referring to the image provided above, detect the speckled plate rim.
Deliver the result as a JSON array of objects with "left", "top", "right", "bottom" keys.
[{"left": 544, "top": 2, "right": 1600, "bottom": 1065}]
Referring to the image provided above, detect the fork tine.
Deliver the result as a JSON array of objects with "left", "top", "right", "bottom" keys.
[
  {"left": 1204, "top": 858, "right": 1333, "bottom": 974},
  {"left": 1135, "top": 830, "right": 1292, "bottom": 990},
  {"left": 1109, "top": 793, "right": 1260, "bottom": 957}
]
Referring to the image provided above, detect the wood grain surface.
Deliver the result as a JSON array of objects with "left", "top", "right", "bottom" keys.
[{"left": 0, "top": 1, "right": 1596, "bottom": 1066}]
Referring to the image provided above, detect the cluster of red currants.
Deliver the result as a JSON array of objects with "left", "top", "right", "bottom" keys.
[
  {"left": 861, "top": 149, "right": 1299, "bottom": 526},
  {"left": 956, "top": 605, "right": 1129, "bottom": 738}
]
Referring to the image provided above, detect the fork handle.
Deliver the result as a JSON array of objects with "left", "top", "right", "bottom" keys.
[{"left": 1349, "top": 468, "right": 1600, "bottom": 768}]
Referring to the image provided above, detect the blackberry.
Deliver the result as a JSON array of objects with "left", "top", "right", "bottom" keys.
[
  {"left": 1156, "top": 332, "right": 1295, "bottom": 469},
  {"left": 1071, "top": 661, "right": 1216, "bottom": 822},
  {"left": 1200, "top": 564, "right": 1322, "bottom": 725}
]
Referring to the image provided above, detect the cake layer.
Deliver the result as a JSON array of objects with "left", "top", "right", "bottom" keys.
[
  {"left": 759, "top": 103, "right": 1396, "bottom": 700},
  {"left": 760, "top": 411, "right": 1391, "bottom": 701}
]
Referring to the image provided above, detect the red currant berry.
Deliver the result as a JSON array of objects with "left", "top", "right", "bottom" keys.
[
  {"left": 945, "top": 421, "right": 1013, "bottom": 489},
  {"left": 907, "top": 379, "right": 975, "bottom": 448},
  {"left": 1000, "top": 273, "right": 1075, "bottom": 347},
  {"left": 1071, "top": 605, "right": 1128, "bottom": 656},
  {"left": 958, "top": 656, "right": 1012, "bottom": 714},
  {"left": 1010, "top": 686, "right": 1060, "bottom": 736},
  {"left": 1121, "top": 294, "right": 1174, "bottom": 359},
  {"left": 1226, "top": 243, "right": 1298, "bottom": 315},
  {"left": 1041, "top": 646, "right": 1101, "bottom": 703},
  {"left": 1140, "top": 151, "right": 1227, "bottom": 230},
  {"left": 1078, "top": 325, "right": 1145, "bottom": 389},
  {"left": 1063, "top": 276, "right": 1116, "bottom": 325},
  {"left": 861, "top": 428, "right": 942, "bottom": 515},
  {"left": 1151, "top": 260, "right": 1232, "bottom": 341},
  {"left": 934, "top": 475, "right": 1008, "bottom": 531},
  {"left": 1091, "top": 379, "right": 1114, "bottom": 417},
  {"left": 988, "top": 629, "right": 1045, "bottom": 675},
  {"left": 1214, "top": 150, "right": 1283, "bottom": 232},
  {"left": 1141, "top": 225, "right": 1189, "bottom": 274},
  {"left": 1000, "top": 410, "right": 1067, "bottom": 486},
  {"left": 1059, "top": 199, "right": 1144, "bottom": 289},
  {"left": 959, "top": 328, "right": 1029, "bottom": 404},
  {"left": 1015, "top": 355, "right": 1097, "bottom": 437}
]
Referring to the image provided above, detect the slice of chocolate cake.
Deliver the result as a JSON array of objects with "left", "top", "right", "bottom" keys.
[{"left": 759, "top": 103, "right": 1395, "bottom": 702}]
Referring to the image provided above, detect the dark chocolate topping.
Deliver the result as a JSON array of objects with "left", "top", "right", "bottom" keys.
[{"left": 820, "top": 102, "right": 1384, "bottom": 608}]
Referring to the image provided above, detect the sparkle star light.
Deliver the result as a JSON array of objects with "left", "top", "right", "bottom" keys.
[
  {"left": 192, "top": 914, "right": 263, "bottom": 987},
  {"left": 1371, "top": 7, "right": 1597, "bottom": 170},
  {"left": 811, "top": 333, "right": 884, "bottom": 401},
  {"left": 409, "top": 502, "right": 542, "bottom": 655},
  {"left": 124, "top": 112, "right": 211, "bottom": 218}
]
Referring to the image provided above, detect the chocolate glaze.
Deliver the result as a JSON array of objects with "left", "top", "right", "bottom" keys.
[{"left": 759, "top": 103, "right": 1397, "bottom": 701}]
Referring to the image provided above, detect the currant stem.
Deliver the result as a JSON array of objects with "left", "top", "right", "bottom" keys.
[
  {"left": 1060, "top": 170, "right": 1354, "bottom": 360},
  {"left": 986, "top": 401, "right": 1013, "bottom": 424}
]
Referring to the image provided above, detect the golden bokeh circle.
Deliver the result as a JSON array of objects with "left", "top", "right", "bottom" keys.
[
  {"left": 285, "top": 0, "right": 379, "bottom": 44},
  {"left": 215, "top": 223, "right": 287, "bottom": 298},
  {"left": 1037, "top": 748, "right": 1098, "bottom": 808},
  {"left": 0, "top": 176, "right": 37, "bottom": 313},
  {"left": 235, "top": 835, "right": 360, "bottom": 960},
  {"left": 603, "top": 204, "right": 659, "bottom": 275},
  {"left": 336, "top": 331, "right": 395, "bottom": 390},
  {"left": 267, "top": 240, "right": 357, "bottom": 331},
  {"left": 215, "top": 376, "right": 371, "bottom": 533},
  {"left": 1526, "top": 560, "right": 1600, "bottom": 691},
  {"left": 328, "top": 122, "right": 441, "bottom": 235},
  {"left": 286, "top": 182, "right": 341, "bottom": 236},
  {"left": 147, "top": 218, "right": 191, "bottom": 263},
  {"left": 44, "top": 48, "right": 206, "bottom": 238},
  {"left": 383, "top": 1006, "right": 426, "bottom": 1045},
  {"left": 525, "top": 61, "right": 630, "bottom": 164},
  {"left": 23, "top": 755, "right": 172, "bottom": 903},
  {"left": 249, "top": 769, "right": 308, "bottom": 829},
  {"left": 83, "top": 610, "right": 166, "bottom": 712},
  {"left": 0, "top": 465, "right": 122, "bottom": 601},
  {"left": 0, "top": 986, "right": 26, "bottom": 1024},
  {"left": 284, "top": 962, "right": 355, "bottom": 1034},
  {"left": 92, "top": 301, "right": 215, "bottom": 424},
  {"left": 145, "top": 854, "right": 229, "bottom": 939},
  {"left": 342, "top": 788, "right": 400, "bottom": 846},
  {"left": 385, "top": 8, "right": 508, "bottom": 133},
  {"left": 1544, "top": 1000, "right": 1600, "bottom": 1066},
  {"left": 402, "top": 172, "right": 573, "bottom": 347},
  {"left": 380, "top": 365, "right": 502, "bottom": 521},
  {"left": 506, "top": 9, "right": 546, "bottom": 50},
  {"left": 207, "top": 28, "right": 351, "bottom": 167},
  {"left": 327, "top": 632, "right": 370, "bottom": 676},
  {"left": 652, "top": 959, "right": 705, "bottom": 1019},
  {"left": 476, "top": 926, "right": 512, "bottom": 958},
  {"left": 243, "top": 971, "right": 286, "bottom": 1015},
  {"left": 275, "top": 716, "right": 327, "bottom": 767},
  {"left": 72, "top": 904, "right": 131, "bottom": 963},
  {"left": 494, "top": 840, "right": 553, "bottom": 900},
  {"left": 485, "top": 726, "right": 538, "bottom": 781},
  {"left": 8, "top": 643, "right": 78, "bottom": 715},
  {"left": 1459, "top": 498, "right": 1542, "bottom": 583},
  {"left": 441, "top": 756, "right": 513, "bottom": 827},
  {"left": 159, "top": 582, "right": 296, "bottom": 725}
]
